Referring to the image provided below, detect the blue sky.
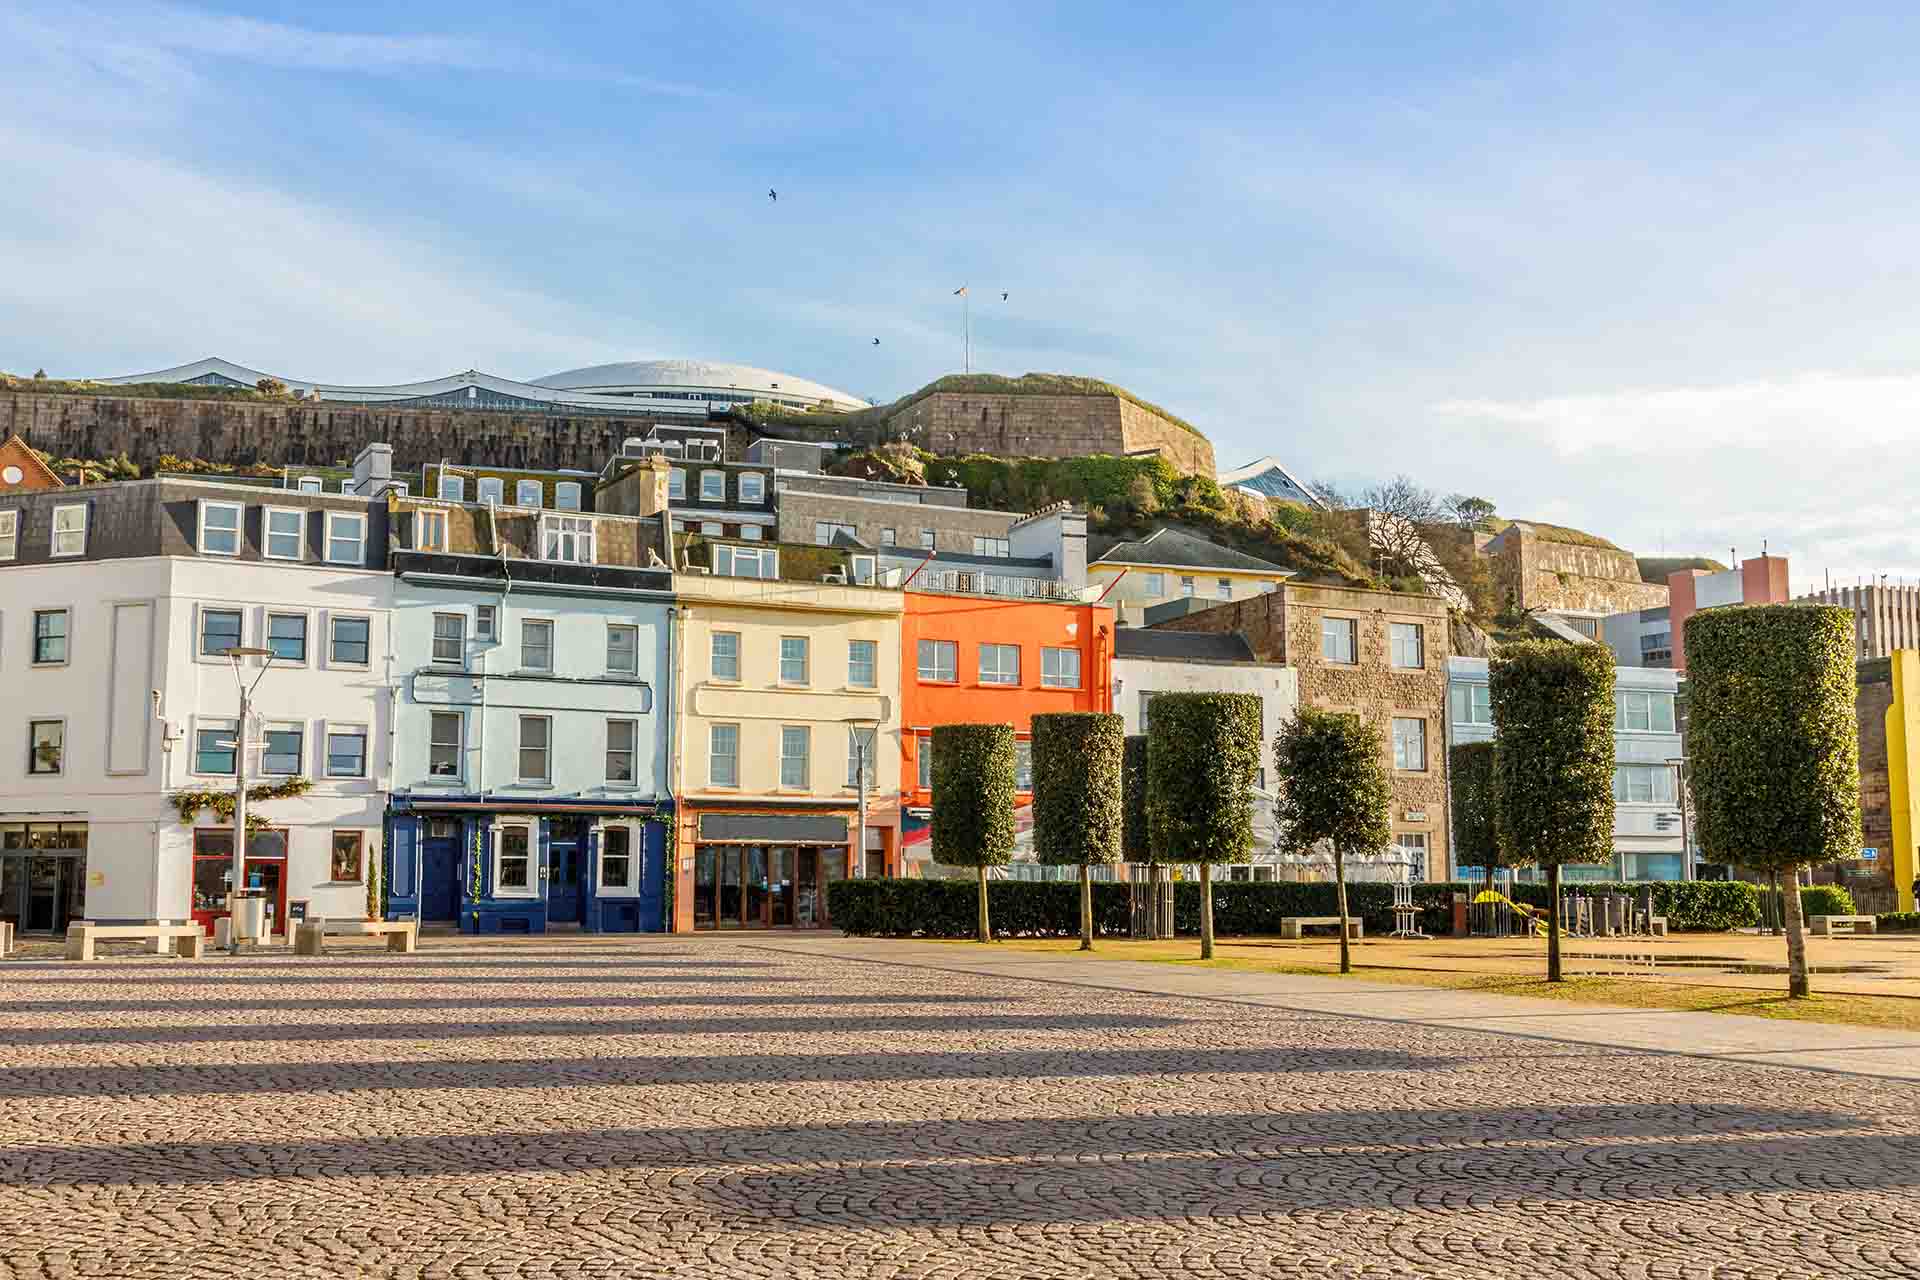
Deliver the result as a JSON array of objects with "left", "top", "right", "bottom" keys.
[{"left": 6, "top": 1, "right": 1920, "bottom": 589}]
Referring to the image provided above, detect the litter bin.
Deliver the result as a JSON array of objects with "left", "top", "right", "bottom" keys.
[{"left": 231, "top": 891, "right": 268, "bottom": 944}]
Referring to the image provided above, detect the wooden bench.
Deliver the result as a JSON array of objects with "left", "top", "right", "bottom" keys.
[
  {"left": 1810, "top": 914, "right": 1877, "bottom": 937},
  {"left": 295, "top": 918, "right": 417, "bottom": 956},
  {"left": 1280, "top": 915, "right": 1364, "bottom": 941},
  {"left": 65, "top": 921, "right": 206, "bottom": 961}
]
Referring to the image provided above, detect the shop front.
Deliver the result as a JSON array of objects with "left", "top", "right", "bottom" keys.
[
  {"left": 385, "top": 798, "right": 669, "bottom": 934},
  {"left": 189, "top": 828, "right": 289, "bottom": 937},
  {"left": 685, "top": 807, "right": 862, "bottom": 931},
  {"left": 0, "top": 822, "right": 88, "bottom": 935}
]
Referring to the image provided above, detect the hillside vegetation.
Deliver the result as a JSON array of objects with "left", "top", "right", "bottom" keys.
[
  {"left": 1637, "top": 555, "right": 1729, "bottom": 584},
  {"left": 1, "top": 371, "right": 285, "bottom": 401},
  {"left": 832, "top": 444, "right": 1377, "bottom": 587}
]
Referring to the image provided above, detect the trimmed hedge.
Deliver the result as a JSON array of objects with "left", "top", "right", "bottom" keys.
[
  {"left": 930, "top": 723, "right": 1016, "bottom": 868},
  {"left": 1121, "top": 735, "right": 1150, "bottom": 862},
  {"left": 1490, "top": 641, "right": 1617, "bottom": 869},
  {"left": 1878, "top": 912, "right": 1920, "bottom": 933},
  {"left": 826, "top": 877, "right": 1829, "bottom": 938},
  {"left": 1754, "top": 884, "right": 1857, "bottom": 920},
  {"left": 1030, "top": 712, "right": 1124, "bottom": 867},
  {"left": 1449, "top": 742, "right": 1500, "bottom": 874},
  {"left": 1147, "top": 692, "right": 1262, "bottom": 866}
]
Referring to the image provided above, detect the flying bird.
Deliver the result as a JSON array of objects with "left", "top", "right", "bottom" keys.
[
  {"left": 872, "top": 338, "right": 881, "bottom": 345},
  {"left": 1001, "top": 291, "right": 1008, "bottom": 301},
  {"left": 768, "top": 188, "right": 777, "bottom": 202}
]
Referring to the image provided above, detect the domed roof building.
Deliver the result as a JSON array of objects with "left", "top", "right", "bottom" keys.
[{"left": 532, "top": 359, "right": 868, "bottom": 412}]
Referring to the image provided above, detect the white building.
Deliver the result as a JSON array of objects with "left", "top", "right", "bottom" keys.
[
  {"left": 0, "top": 478, "right": 392, "bottom": 938},
  {"left": 1111, "top": 628, "right": 1299, "bottom": 877}
]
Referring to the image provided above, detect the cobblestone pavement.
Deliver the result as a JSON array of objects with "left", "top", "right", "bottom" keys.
[{"left": 4, "top": 939, "right": 1919, "bottom": 1279}]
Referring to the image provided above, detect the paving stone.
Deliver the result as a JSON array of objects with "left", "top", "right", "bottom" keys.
[{"left": 0, "top": 939, "right": 1916, "bottom": 1278}]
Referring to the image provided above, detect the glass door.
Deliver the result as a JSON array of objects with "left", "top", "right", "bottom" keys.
[
  {"left": 745, "top": 847, "right": 770, "bottom": 926},
  {"left": 794, "top": 850, "right": 819, "bottom": 928},
  {"left": 769, "top": 847, "right": 794, "bottom": 926}
]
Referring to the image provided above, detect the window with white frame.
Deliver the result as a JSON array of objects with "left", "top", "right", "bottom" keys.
[
  {"left": 880, "top": 527, "right": 896, "bottom": 546},
  {"left": 264, "top": 508, "right": 304, "bottom": 560},
  {"left": 1614, "top": 764, "right": 1678, "bottom": 805},
  {"left": 1391, "top": 717, "right": 1428, "bottom": 771},
  {"left": 32, "top": 609, "right": 68, "bottom": 664},
  {"left": 1615, "top": 689, "right": 1677, "bottom": 734},
  {"left": 415, "top": 509, "right": 447, "bottom": 552},
  {"left": 848, "top": 639, "right": 877, "bottom": 688},
  {"left": 541, "top": 514, "right": 594, "bottom": 564},
  {"left": 326, "top": 725, "right": 368, "bottom": 778},
  {"left": 494, "top": 823, "right": 534, "bottom": 895},
  {"left": 979, "top": 642, "right": 1020, "bottom": 686},
  {"left": 917, "top": 733, "right": 933, "bottom": 790},
  {"left": 1015, "top": 738, "right": 1033, "bottom": 790},
  {"left": 973, "top": 536, "right": 1010, "bottom": 558},
  {"left": 918, "top": 638, "right": 957, "bottom": 682},
  {"left": 668, "top": 467, "right": 686, "bottom": 500},
  {"left": 920, "top": 529, "right": 935, "bottom": 549},
  {"left": 28, "top": 719, "right": 64, "bottom": 775},
  {"left": 607, "top": 623, "right": 639, "bottom": 675},
  {"left": 521, "top": 619, "right": 553, "bottom": 671},
  {"left": 1216, "top": 578, "right": 1232, "bottom": 601},
  {"left": 474, "top": 604, "right": 497, "bottom": 642},
  {"left": 194, "top": 720, "right": 238, "bottom": 775},
  {"left": 1390, "top": 622, "right": 1424, "bottom": 669},
  {"left": 429, "top": 712, "right": 463, "bottom": 778},
  {"left": 517, "top": 716, "right": 551, "bottom": 781},
  {"left": 1450, "top": 683, "right": 1492, "bottom": 726},
  {"left": 599, "top": 824, "right": 635, "bottom": 891},
  {"left": 198, "top": 500, "right": 243, "bottom": 555},
  {"left": 1180, "top": 576, "right": 1196, "bottom": 598},
  {"left": 515, "top": 479, "right": 543, "bottom": 508},
  {"left": 200, "top": 607, "right": 242, "bottom": 656},
  {"left": 477, "top": 476, "right": 504, "bottom": 506},
  {"left": 50, "top": 503, "right": 87, "bottom": 557},
  {"left": 1042, "top": 646, "right": 1081, "bottom": 688},
  {"left": 780, "top": 725, "right": 810, "bottom": 788},
  {"left": 700, "top": 521, "right": 723, "bottom": 536},
  {"left": 1394, "top": 832, "right": 1428, "bottom": 878},
  {"left": 851, "top": 554, "right": 876, "bottom": 585},
  {"left": 780, "top": 635, "right": 809, "bottom": 684},
  {"left": 738, "top": 472, "right": 765, "bottom": 504},
  {"left": 1143, "top": 572, "right": 1165, "bottom": 597},
  {"left": 709, "top": 723, "right": 739, "bottom": 787},
  {"left": 700, "top": 471, "right": 725, "bottom": 501},
  {"left": 712, "top": 544, "right": 777, "bottom": 579},
  {"left": 740, "top": 525, "right": 763, "bottom": 541},
  {"left": 431, "top": 613, "right": 465, "bottom": 665},
  {"left": 0, "top": 509, "right": 15, "bottom": 560},
  {"left": 266, "top": 613, "right": 307, "bottom": 662},
  {"left": 555, "top": 481, "right": 582, "bottom": 511},
  {"left": 325, "top": 512, "right": 364, "bottom": 564},
  {"left": 1139, "top": 691, "right": 1161, "bottom": 737},
  {"left": 1321, "top": 616, "right": 1357, "bottom": 664},
  {"left": 329, "top": 615, "right": 370, "bottom": 666},
  {"left": 606, "top": 718, "right": 637, "bottom": 782},
  {"left": 815, "top": 520, "right": 856, "bottom": 546},
  {"left": 711, "top": 631, "right": 741, "bottom": 680},
  {"left": 847, "top": 725, "right": 878, "bottom": 789},
  {"left": 296, "top": 476, "right": 323, "bottom": 494},
  {"left": 261, "top": 725, "right": 303, "bottom": 776},
  {"left": 437, "top": 473, "right": 465, "bottom": 501}
]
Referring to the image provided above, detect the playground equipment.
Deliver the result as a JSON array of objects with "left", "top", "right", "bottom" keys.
[
  {"left": 1471, "top": 876, "right": 1665, "bottom": 940},
  {"left": 1387, "top": 881, "right": 1430, "bottom": 940}
]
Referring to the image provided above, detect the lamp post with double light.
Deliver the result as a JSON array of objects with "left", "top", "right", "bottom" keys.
[{"left": 843, "top": 716, "right": 880, "bottom": 880}]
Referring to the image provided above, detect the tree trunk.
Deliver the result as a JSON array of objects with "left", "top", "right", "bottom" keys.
[
  {"left": 1078, "top": 863, "right": 1093, "bottom": 951},
  {"left": 1200, "top": 862, "right": 1215, "bottom": 960},
  {"left": 1768, "top": 869, "right": 1780, "bottom": 936},
  {"left": 1546, "top": 862, "right": 1563, "bottom": 983},
  {"left": 976, "top": 865, "right": 991, "bottom": 944},
  {"left": 1484, "top": 865, "right": 1495, "bottom": 899},
  {"left": 1781, "top": 866, "right": 1810, "bottom": 998},
  {"left": 1334, "top": 846, "right": 1352, "bottom": 975}
]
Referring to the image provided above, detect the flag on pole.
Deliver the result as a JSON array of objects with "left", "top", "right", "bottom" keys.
[{"left": 953, "top": 286, "right": 967, "bottom": 296}]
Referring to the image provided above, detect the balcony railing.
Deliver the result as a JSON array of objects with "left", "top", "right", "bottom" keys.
[{"left": 907, "top": 568, "right": 1083, "bottom": 601}]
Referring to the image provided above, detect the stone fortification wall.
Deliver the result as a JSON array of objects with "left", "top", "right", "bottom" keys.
[
  {"left": 880, "top": 392, "right": 1215, "bottom": 475},
  {"left": 2, "top": 391, "right": 661, "bottom": 473},
  {"left": 1488, "top": 526, "right": 1668, "bottom": 616}
]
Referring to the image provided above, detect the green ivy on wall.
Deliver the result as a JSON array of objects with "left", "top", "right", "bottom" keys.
[{"left": 169, "top": 777, "right": 313, "bottom": 828}]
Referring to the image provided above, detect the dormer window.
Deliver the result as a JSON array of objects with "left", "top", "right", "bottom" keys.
[
  {"left": 738, "top": 472, "right": 765, "bottom": 504},
  {"left": 541, "top": 514, "right": 595, "bottom": 564},
  {"left": 477, "top": 477, "right": 503, "bottom": 506},
  {"left": 668, "top": 467, "right": 686, "bottom": 500},
  {"left": 555, "top": 482, "right": 582, "bottom": 511},
  {"left": 416, "top": 509, "right": 447, "bottom": 552},
  {"left": 700, "top": 471, "right": 725, "bottom": 502},
  {"left": 296, "top": 476, "right": 323, "bottom": 494},
  {"left": 516, "top": 479, "right": 543, "bottom": 508},
  {"left": 438, "top": 473, "right": 465, "bottom": 502},
  {"left": 198, "top": 500, "right": 243, "bottom": 556}
]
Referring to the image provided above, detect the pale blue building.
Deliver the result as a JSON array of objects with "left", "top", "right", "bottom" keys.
[
  {"left": 381, "top": 495, "right": 674, "bottom": 933},
  {"left": 1447, "top": 654, "right": 1686, "bottom": 883}
]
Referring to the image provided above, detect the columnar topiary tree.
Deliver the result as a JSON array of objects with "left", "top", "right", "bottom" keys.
[
  {"left": 1122, "top": 734, "right": 1150, "bottom": 864},
  {"left": 1147, "top": 692, "right": 1263, "bottom": 959},
  {"left": 1489, "top": 641, "right": 1616, "bottom": 983},
  {"left": 1449, "top": 741, "right": 1502, "bottom": 897},
  {"left": 1274, "top": 709, "right": 1392, "bottom": 974},
  {"left": 1031, "top": 712, "right": 1125, "bottom": 951},
  {"left": 931, "top": 723, "right": 1018, "bottom": 943},
  {"left": 1686, "top": 604, "right": 1860, "bottom": 998}
]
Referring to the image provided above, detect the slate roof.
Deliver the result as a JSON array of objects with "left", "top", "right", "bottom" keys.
[
  {"left": 1090, "top": 527, "right": 1294, "bottom": 574},
  {"left": 1114, "top": 628, "right": 1258, "bottom": 663}
]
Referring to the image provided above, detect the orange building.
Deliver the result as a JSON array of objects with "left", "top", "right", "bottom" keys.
[{"left": 899, "top": 589, "right": 1115, "bottom": 866}]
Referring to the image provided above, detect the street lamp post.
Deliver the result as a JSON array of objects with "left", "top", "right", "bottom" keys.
[
  {"left": 1668, "top": 755, "right": 1692, "bottom": 882},
  {"left": 844, "top": 717, "right": 878, "bottom": 880},
  {"left": 223, "top": 646, "right": 275, "bottom": 954}
]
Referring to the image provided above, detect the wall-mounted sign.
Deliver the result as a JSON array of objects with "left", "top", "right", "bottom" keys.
[
  {"left": 1403, "top": 808, "right": 1428, "bottom": 823},
  {"left": 1861, "top": 848, "right": 1879, "bottom": 861}
]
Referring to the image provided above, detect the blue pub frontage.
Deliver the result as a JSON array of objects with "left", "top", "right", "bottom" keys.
[{"left": 379, "top": 489, "right": 677, "bottom": 933}]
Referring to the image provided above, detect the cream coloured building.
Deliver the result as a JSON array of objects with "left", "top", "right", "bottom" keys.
[
  {"left": 670, "top": 540, "right": 904, "bottom": 932},
  {"left": 1089, "top": 527, "right": 1295, "bottom": 626}
]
